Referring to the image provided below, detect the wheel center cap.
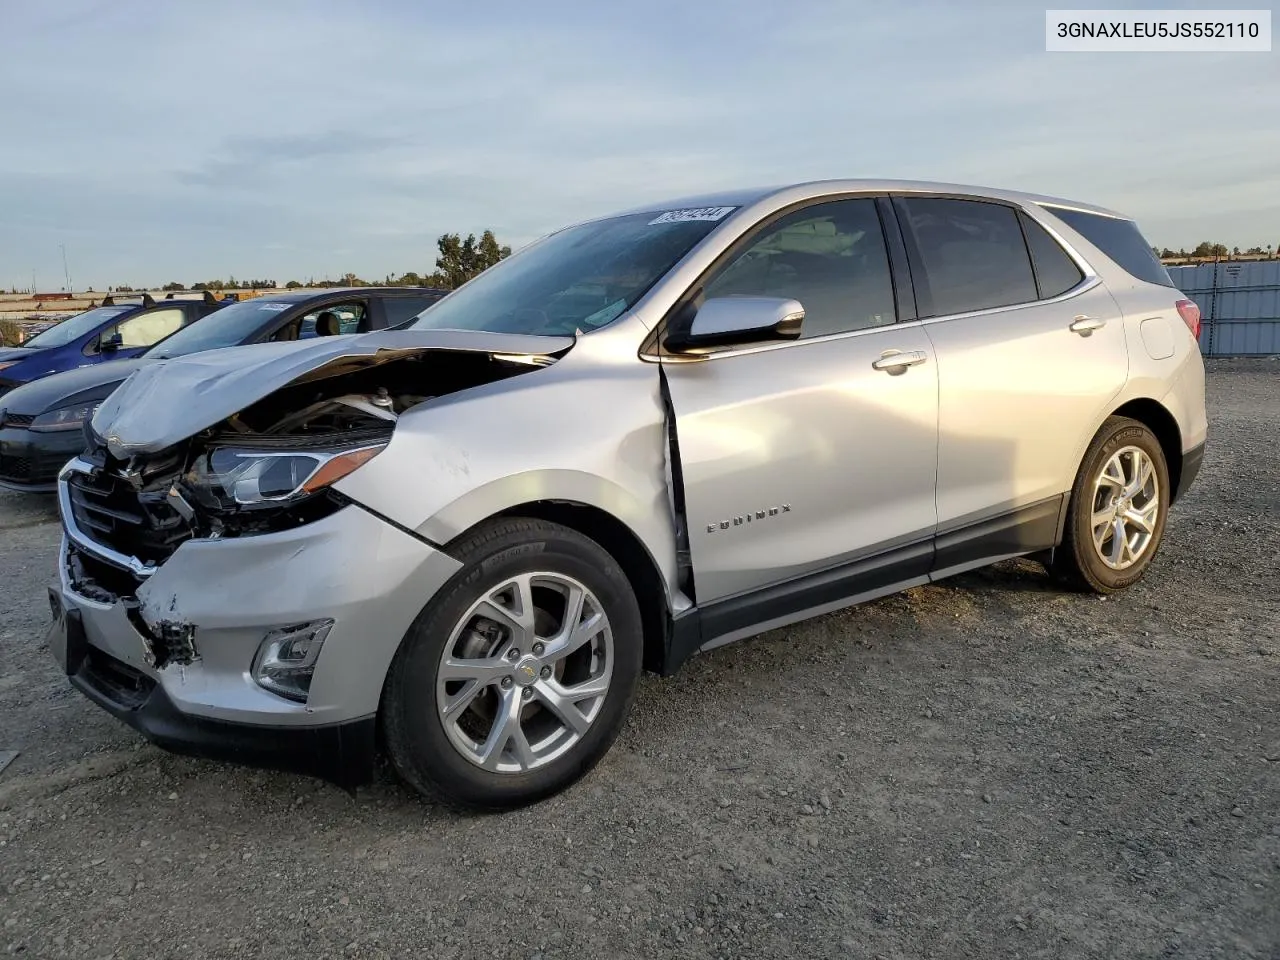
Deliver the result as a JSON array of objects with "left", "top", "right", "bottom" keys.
[{"left": 512, "top": 657, "right": 540, "bottom": 687}]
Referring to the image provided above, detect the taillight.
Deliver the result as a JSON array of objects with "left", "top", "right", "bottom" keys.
[{"left": 1175, "top": 299, "right": 1201, "bottom": 340}]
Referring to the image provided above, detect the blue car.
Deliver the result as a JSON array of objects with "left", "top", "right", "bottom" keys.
[{"left": 0, "top": 292, "right": 223, "bottom": 398}]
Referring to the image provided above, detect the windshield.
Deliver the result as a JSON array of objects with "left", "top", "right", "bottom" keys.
[
  {"left": 409, "top": 209, "right": 733, "bottom": 335},
  {"left": 20, "top": 306, "right": 132, "bottom": 348},
  {"left": 147, "top": 299, "right": 293, "bottom": 358}
]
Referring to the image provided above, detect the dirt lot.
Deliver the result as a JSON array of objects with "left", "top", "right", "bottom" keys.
[{"left": 1, "top": 360, "right": 1276, "bottom": 960}]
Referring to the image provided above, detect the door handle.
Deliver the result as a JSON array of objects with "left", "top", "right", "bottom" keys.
[
  {"left": 871, "top": 350, "right": 928, "bottom": 374},
  {"left": 1069, "top": 315, "right": 1107, "bottom": 336}
]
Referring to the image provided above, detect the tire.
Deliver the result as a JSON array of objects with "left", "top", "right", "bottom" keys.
[
  {"left": 382, "top": 517, "right": 643, "bottom": 810},
  {"left": 1051, "top": 416, "right": 1171, "bottom": 594}
]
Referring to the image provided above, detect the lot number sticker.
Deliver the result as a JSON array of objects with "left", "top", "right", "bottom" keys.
[{"left": 649, "top": 206, "right": 737, "bottom": 225}]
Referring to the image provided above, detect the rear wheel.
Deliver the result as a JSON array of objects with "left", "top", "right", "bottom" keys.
[
  {"left": 382, "top": 518, "right": 643, "bottom": 809},
  {"left": 1052, "top": 416, "right": 1170, "bottom": 594}
]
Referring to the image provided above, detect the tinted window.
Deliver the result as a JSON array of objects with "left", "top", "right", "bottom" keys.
[
  {"left": 1020, "top": 213, "right": 1084, "bottom": 298},
  {"left": 384, "top": 294, "right": 444, "bottom": 327},
  {"left": 113, "top": 307, "right": 186, "bottom": 348},
  {"left": 702, "top": 199, "right": 896, "bottom": 337},
  {"left": 19, "top": 306, "right": 131, "bottom": 348},
  {"left": 899, "top": 198, "right": 1037, "bottom": 317},
  {"left": 1041, "top": 206, "right": 1173, "bottom": 287}
]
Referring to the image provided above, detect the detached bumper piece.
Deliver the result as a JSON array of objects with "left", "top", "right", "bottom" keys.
[{"left": 53, "top": 592, "right": 376, "bottom": 789}]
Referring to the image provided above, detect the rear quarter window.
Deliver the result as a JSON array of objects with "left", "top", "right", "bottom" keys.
[{"left": 1041, "top": 206, "right": 1173, "bottom": 287}]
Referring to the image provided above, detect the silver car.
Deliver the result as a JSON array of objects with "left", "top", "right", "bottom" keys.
[{"left": 48, "top": 180, "right": 1207, "bottom": 809}]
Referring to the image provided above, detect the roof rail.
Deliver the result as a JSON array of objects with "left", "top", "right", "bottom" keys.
[
  {"left": 163, "top": 290, "right": 219, "bottom": 305},
  {"left": 101, "top": 293, "right": 156, "bottom": 308}
]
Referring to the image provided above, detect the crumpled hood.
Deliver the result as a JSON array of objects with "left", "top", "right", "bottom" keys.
[{"left": 91, "top": 329, "right": 574, "bottom": 458}]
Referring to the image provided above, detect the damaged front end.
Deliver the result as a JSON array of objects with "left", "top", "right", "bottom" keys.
[{"left": 62, "top": 335, "right": 571, "bottom": 672}]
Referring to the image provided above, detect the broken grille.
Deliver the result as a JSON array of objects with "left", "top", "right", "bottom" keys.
[{"left": 65, "top": 467, "right": 194, "bottom": 566}]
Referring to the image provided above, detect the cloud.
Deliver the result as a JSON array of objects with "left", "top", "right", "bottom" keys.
[{"left": 0, "top": 0, "right": 1275, "bottom": 288}]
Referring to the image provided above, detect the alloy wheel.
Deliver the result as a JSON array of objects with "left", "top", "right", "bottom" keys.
[
  {"left": 436, "top": 572, "right": 614, "bottom": 773},
  {"left": 1090, "top": 445, "right": 1160, "bottom": 570}
]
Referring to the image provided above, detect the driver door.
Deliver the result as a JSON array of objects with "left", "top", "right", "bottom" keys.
[{"left": 661, "top": 197, "right": 939, "bottom": 606}]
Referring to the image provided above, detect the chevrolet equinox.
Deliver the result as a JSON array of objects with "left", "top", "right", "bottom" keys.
[{"left": 49, "top": 180, "right": 1207, "bottom": 809}]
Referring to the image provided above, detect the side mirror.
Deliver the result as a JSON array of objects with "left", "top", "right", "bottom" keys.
[
  {"left": 667, "top": 296, "right": 804, "bottom": 352},
  {"left": 100, "top": 332, "right": 123, "bottom": 353}
]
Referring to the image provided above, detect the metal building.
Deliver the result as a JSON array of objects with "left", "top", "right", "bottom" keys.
[{"left": 1167, "top": 261, "right": 1280, "bottom": 356}]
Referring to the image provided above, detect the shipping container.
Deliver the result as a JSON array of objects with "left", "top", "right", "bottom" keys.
[{"left": 1168, "top": 261, "right": 1280, "bottom": 357}]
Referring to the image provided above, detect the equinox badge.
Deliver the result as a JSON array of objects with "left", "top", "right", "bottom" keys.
[{"left": 706, "top": 504, "right": 791, "bottom": 534}]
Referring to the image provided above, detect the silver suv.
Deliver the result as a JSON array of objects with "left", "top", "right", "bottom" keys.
[{"left": 49, "top": 180, "right": 1207, "bottom": 809}]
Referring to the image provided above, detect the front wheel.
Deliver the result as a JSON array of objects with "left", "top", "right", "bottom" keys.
[
  {"left": 382, "top": 518, "right": 643, "bottom": 810},
  {"left": 1052, "top": 416, "right": 1171, "bottom": 594}
]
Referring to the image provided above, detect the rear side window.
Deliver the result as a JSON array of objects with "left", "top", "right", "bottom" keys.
[
  {"left": 1019, "top": 213, "right": 1084, "bottom": 298},
  {"left": 1040, "top": 206, "right": 1173, "bottom": 287},
  {"left": 897, "top": 198, "right": 1037, "bottom": 317}
]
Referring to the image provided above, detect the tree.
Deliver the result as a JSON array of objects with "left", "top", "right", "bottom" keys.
[
  {"left": 427, "top": 229, "right": 511, "bottom": 289},
  {"left": 396, "top": 271, "right": 423, "bottom": 286},
  {"left": 285, "top": 280, "right": 303, "bottom": 289},
  {"left": 162, "top": 281, "right": 185, "bottom": 292},
  {"left": 1190, "top": 241, "right": 1228, "bottom": 258}
]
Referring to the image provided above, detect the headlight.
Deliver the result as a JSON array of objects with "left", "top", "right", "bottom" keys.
[
  {"left": 184, "top": 442, "right": 385, "bottom": 510},
  {"left": 31, "top": 402, "right": 100, "bottom": 432}
]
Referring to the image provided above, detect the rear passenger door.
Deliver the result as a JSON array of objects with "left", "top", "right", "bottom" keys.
[
  {"left": 892, "top": 196, "right": 1128, "bottom": 574},
  {"left": 662, "top": 197, "right": 939, "bottom": 603}
]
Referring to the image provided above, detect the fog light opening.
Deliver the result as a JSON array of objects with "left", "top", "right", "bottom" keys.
[{"left": 251, "top": 619, "right": 334, "bottom": 703}]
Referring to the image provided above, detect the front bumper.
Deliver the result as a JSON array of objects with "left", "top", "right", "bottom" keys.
[
  {"left": 52, "top": 601, "right": 378, "bottom": 787},
  {"left": 50, "top": 498, "right": 463, "bottom": 785},
  {"left": 0, "top": 423, "right": 79, "bottom": 492}
]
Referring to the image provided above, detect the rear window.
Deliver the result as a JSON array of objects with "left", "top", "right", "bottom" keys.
[{"left": 1041, "top": 206, "right": 1173, "bottom": 287}]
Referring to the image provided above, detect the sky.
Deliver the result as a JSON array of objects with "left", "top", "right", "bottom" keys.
[{"left": 1, "top": 0, "right": 1277, "bottom": 291}]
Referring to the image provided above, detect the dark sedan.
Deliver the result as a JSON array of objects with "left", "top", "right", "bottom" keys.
[{"left": 0, "top": 286, "right": 446, "bottom": 491}]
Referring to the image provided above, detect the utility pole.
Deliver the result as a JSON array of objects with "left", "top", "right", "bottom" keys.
[
  {"left": 31, "top": 268, "right": 36, "bottom": 295},
  {"left": 60, "top": 243, "right": 73, "bottom": 294}
]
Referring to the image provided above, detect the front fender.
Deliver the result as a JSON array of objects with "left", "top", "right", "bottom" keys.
[{"left": 332, "top": 329, "right": 680, "bottom": 597}]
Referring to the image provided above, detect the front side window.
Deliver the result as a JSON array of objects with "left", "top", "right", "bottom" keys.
[
  {"left": 898, "top": 198, "right": 1037, "bottom": 317},
  {"left": 701, "top": 199, "right": 896, "bottom": 338},
  {"left": 111, "top": 307, "right": 187, "bottom": 348},
  {"left": 410, "top": 211, "right": 731, "bottom": 336}
]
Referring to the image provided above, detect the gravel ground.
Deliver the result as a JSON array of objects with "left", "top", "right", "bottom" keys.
[{"left": 1, "top": 359, "right": 1277, "bottom": 960}]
